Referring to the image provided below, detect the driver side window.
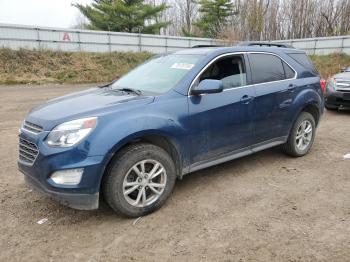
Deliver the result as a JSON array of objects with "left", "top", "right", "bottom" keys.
[{"left": 198, "top": 55, "right": 247, "bottom": 89}]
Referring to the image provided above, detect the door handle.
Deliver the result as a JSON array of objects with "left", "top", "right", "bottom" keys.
[
  {"left": 240, "top": 95, "right": 254, "bottom": 104},
  {"left": 288, "top": 84, "right": 296, "bottom": 92}
]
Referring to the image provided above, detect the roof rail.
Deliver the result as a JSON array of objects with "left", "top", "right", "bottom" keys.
[
  {"left": 191, "top": 45, "right": 224, "bottom": 48},
  {"left": 237, "top": 41, "right": 294, "bottom": 48}
]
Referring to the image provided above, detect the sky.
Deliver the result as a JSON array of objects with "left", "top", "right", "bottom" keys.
[{"left": 0, "top": 0, "right": 92, "bottom": 28}]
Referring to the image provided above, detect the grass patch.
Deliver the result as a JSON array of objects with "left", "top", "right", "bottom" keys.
[
  {"left": 0, "top": 48, "right": 152, "bottom": 85},
  {"left": 1, "top": 48, "right": 350, "bottom": 85},
  {"left": 310, "top": 53, "right": 350, "bottom": 78}
]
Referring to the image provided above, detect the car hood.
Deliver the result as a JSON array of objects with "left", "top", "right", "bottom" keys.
[
  {"left": 334, "top": 72, "right": 350, "bottom": 79},
  {"left": 26, "top": 87, "right": 154, "bottom": 130}
]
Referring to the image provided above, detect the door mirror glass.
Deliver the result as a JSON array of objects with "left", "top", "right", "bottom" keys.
[{"left": 191, "top": 79, "right": 223, "bottom": 95}]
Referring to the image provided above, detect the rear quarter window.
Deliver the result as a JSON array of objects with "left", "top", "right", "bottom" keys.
[
  {"left": 283, "top": 61, "right": 296, "bottom": 79},
  {"left": 288, "top": 53, "right": 318, "bottom": 75},
  {"left": 249, "top": 53, "right": 286, "bottom": 84}
]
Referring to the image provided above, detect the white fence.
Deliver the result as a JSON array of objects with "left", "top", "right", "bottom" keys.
[
  {"left": 0, "top": 23, "right": 221, "bottom": 53},
  {"left": 1, "top": 23, "right": 350, "bottom": 55},
  {"left": 274, "top": 36, "right": 350, "bottom": 55}
]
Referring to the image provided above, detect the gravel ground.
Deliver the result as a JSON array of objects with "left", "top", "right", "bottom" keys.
[{"left": 0, "top": 84, "right": 349, "bottom": 262}]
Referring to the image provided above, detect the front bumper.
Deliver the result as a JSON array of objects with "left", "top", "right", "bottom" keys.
[
  {"left": 23, "top": 173, "right": 99, "bottom": 210},
  {"left": 18, "top": 129, "right": 106, "bottom": 210},
  {"left": 325, "top": 89, "right": 350, "bottom": 107}
]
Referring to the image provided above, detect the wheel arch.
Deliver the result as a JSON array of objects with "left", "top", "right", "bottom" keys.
[
  {"left": 300, "top": 103, "right": 321, "bottom": 126},
  {"left": 283, "top": 88, "right": 323, "bottom": 140},
  {"left": 290, "top": 87, "right": 323, "bottom": 128},
  {"left": 286, "top": 102, "right": 320, "bottom": 138},
  {"left": 100, "top": 132, "right": 184, "bottom": 190}
]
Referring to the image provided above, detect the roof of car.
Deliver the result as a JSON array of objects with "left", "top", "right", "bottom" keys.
[{"left": 174, "top": 45, "right": 303, "bottom": 56}]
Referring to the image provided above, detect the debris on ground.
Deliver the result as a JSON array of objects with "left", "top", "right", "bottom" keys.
[
  {"left": 282, "top": 166, "right": 298, "bottom": 172},
  {"left": 132, "top": 217, "right": 142, "bottom": 225},
  {"left": 37, "top": 218, "right": 48, "bottom": 225}
]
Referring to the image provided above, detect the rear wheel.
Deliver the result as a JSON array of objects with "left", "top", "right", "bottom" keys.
[
  {"left": 102, "top": 143, "right": 176, "bottom": 217},
  {"left": 283, "top": 112, "right": 316, "bottom": 157}
]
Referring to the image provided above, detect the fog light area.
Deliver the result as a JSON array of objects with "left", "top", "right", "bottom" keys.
[{"left": 50, "top": 168, "right": 84, "bottom": 185}]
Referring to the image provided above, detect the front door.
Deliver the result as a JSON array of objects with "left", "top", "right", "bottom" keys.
[{"left": 188, "top": 54, "right": 255, "bottom": 167}]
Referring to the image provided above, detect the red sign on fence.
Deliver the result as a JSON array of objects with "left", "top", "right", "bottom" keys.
[{"left": 63, "top": 32, "right": 71, "bottom": 41}]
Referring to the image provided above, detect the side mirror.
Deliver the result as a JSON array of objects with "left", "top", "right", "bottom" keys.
[{"left": 191, "top": 79, "right": 223, "bottom": 95}]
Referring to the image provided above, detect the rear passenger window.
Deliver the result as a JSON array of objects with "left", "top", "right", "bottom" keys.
[
  {"left": 249, "top": 54, "right": 285, "bottom": 84},
  {"left": 283, "top": 61, "right": 296, "bottom": 79}
]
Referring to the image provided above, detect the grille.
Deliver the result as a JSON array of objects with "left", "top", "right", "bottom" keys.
[
  {"left": 19, "top": 138, "right": 39, "bottom": 165},
  {"left": 335, "top": 78, "right": 350, "bottom": 92},
  {"left": 22, "top": 121, "right": 43, "bottom": 134}
]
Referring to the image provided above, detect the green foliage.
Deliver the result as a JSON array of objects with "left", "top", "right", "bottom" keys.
[
  {"left": 194, "top": 0, "right": 235, "bottom": 38},
  {"left": 309, "top": 53, "right": 350, "bottom": 78},
  {"left": 74, "top": 0, "right": 169, "bottom": 34}
]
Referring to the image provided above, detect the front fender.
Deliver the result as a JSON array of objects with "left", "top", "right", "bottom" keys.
[
  {"left": 86, "top": 112, "right": 189, "bottom": 184},
  {"left": 94, "top": 114, "right": 187, "bottom": 150}
]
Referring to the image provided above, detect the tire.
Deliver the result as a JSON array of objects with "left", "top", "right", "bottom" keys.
[
  {"left": 102, "top": 143, "right": 176, "bottom": 217},
  {"left": 283, "top": 112, "right": 316, "bottom": 157}
]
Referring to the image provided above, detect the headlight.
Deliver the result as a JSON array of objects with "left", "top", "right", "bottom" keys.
[{"left": 46, "top": 117, "right": 97, "bottom": 147}]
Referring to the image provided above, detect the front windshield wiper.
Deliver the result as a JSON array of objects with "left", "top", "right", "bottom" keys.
[
  {"left": 98, "top": 80, "right": 117, "bottom": 88},
  {"left": 100, "top": 82, "right": 142, "bottom": 96},
  {"left": 113, "top": 87, "right": 142, "bottom": 96}
]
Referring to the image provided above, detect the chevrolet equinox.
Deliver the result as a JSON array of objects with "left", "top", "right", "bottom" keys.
[{"left": 18, "top": 43, "right": 324, "bottom": 217}]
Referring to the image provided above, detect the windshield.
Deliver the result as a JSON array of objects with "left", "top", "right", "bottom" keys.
[{"left": 111, "top": 54, "right": 203, "bottom": 94}]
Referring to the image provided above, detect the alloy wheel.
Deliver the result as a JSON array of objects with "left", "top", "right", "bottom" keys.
[
  {"left": 295, "top": 119, "right": 313, "bottom": 151},
  {"left": 122, "top": 159, "right": 167, "bottom": 207}
]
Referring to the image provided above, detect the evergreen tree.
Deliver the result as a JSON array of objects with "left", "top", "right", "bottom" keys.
[
  {"left": 194, "top": 0, "right": 235, "bottom": 38},
  {"left": 74, "top": 0, "right": 169, "bottom": 34}
]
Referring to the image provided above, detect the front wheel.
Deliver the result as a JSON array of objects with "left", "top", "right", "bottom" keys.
[
  {"left": 283, "top": 112, "right": 316, "bottom": 157},
  {"left": 102, "top": 143, "right": 176, "bottom": 217}
]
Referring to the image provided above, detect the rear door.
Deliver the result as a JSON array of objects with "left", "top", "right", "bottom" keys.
[{"left": 247, "top": 53, "right": 297, "bottom": 144}]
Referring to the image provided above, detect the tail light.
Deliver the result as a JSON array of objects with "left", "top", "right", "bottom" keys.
[{"left": 320, "top": 79, "right": 326, "bottom": 94}]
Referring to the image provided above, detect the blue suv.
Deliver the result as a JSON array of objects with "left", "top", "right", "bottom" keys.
[{"left": 18, "top": 44, "right": 324, "bottom": 217}]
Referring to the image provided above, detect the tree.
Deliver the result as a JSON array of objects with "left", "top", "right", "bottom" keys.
[
  {"left": 159, "top": 0, "right": 199, "bottom": 36},
  {"left": 178, "top": 0, "right": 198, "bottom": 36},
  {"left": 194, "top": 0, "right": 235, "bottom": 38},
  {"left": 74, "top": 0, "right": 169, "bottom": 34}
]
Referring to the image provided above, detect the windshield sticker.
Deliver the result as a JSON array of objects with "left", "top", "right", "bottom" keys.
[{"left": 171, "top": 63, "right": 194, "bottom": 70}]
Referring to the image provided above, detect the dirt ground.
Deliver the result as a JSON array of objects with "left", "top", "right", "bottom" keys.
[{"left": 0, "top": 84, "right": 349, "bottom": 262}]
